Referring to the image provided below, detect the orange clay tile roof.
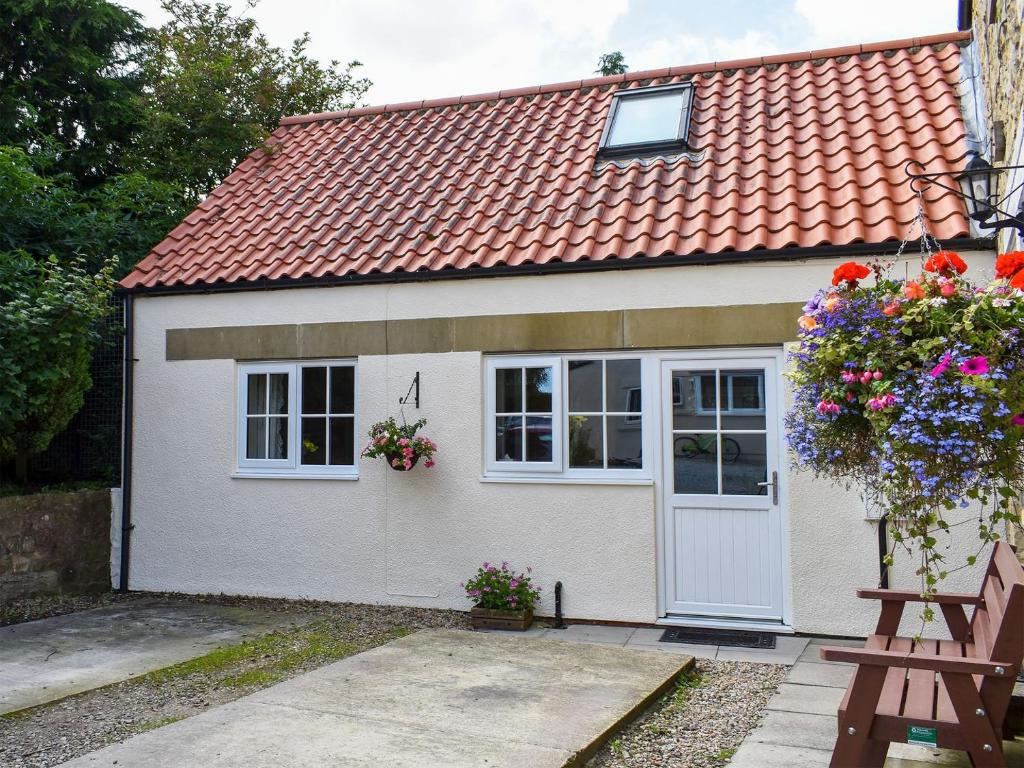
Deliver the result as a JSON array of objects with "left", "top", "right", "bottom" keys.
[{"left": 122, "top": 31, "right": 974, "bottom": 292}]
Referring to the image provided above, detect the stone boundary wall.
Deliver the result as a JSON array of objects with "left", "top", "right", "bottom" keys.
[{"left": 0, "top": 490, "right": 113, "bottom": 601}]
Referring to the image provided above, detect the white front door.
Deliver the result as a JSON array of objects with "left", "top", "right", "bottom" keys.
[{"left": 661, "top": 354, "right": 785, "bottom": 621}]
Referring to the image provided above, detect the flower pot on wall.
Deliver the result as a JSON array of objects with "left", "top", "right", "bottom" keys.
[
  {"left": 386, "top": 452, "right": 419, "bottom": 471},
  {"left": 470, "top": 607, "right": 534, "bottom": 631}
]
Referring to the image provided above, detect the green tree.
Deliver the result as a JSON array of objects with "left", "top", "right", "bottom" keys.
[
  {"left": 0, "top": 0, "right": 149, "bottom": 187},
  {"left": 132, "top": 0, "right": 371, "bottom": 200},
  {"left": 596, "top": 51, "right": 628, "bottom": 76},
  {"left": 0, "top": 252, "right": 114, "bottom": 482}
]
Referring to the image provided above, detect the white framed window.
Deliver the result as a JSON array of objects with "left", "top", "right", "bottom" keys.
[
  {"left": 236, "top": 360, "right": 357, "bottom": 477},
  {"left": 567, "top": 358, "right": 643, "bottom": 470},
  {"left": 485, "top": 356, "right": 562, "bottom": 473},
  {"left": 599, "top": 83, "right": 693, "bottom": 157},
  {"left": 696, "top": 371, "right": 765, "bottom": 415},
  {"left": 484, "top": 353, "right": 648, "bottom": 480}
]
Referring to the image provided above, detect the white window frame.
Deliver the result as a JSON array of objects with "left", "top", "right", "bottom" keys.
[
  {"left": 484, "top": 356, "right": 563, "bottom": 474},
  {"left": 695, "top": 372, "right": 766, "bottom": 416},
  {"left": 484, "top": 353, "right": 651, "bottom": 481},
  {"left": 236, "top": 360, "right": 358, "bottom": 478}
]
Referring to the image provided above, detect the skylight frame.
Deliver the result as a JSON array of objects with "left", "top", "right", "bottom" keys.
[{"left": 598, "top": 83, "right": 694, "bottom": 159}]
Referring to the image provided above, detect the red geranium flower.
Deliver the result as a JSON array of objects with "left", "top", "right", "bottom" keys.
[
  {"left": 1011, "top": 270, "right": 1024, "bottom": 291},
  {"left": 995, "top": 251, "right": 1024, "bottom": 279},
  {"left": 832, "top": 261, "right": 870, "bottom": 287},
  {"left": 923, "top": 250, "right": 967, "bottom": 277}
]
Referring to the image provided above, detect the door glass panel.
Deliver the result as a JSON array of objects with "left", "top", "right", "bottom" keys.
[
  {"left": 302, "top": 367, "right": 327, "bottom": 414},
  {"left": 671, "top": 371, "right": 716, "bottom": 430},
  {"left": 567, "top": 360, "right": 602, "bottom": 412},
  {"left": 605, "top": 359, "right": 641, "bottom": 411},
  {"left": 495, "top": 369, "right": 522, "bottom": 413},
  {"left": 673, "top": 433, "right": 718, "bottom": 494},
  {"left": 568, "top": 415, "right": 603, "bottom": 468},
  {"left": 525, "top": 416, "right": 553, "bottom": 461},
  {"left": 301, "top": 417, "right": 326, "bottom": 465},
  {"left": 607, "top": 416, "right": 642, "bottom": 468},
  {"left": 719, "top": 370, "right": 766, "bottom": 430},
  {"left": 525, "top": 367, "right": 553, "bottom": 412},
  {"left": 722, "top": 433, "right": 767, "bottom": 495},
  {"left": 329, "top": 416, "right": 354, "bottom": 465},
  {"left": 495, "top": 416, "right": 523, "bottom": 461}
]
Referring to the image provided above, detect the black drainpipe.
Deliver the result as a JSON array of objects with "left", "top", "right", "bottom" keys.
[
  {"left": 118, "top": 293, "right": 135, "bottom": 593},
  {"left": 877, "top": 513, "right": 889, "bottom": 589}
]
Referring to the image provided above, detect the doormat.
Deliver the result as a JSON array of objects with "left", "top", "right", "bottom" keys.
[{"left": 659, "top": 627, "right": 776, "bottom": 649}]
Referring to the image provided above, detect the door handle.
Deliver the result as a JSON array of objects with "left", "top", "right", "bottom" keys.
[{"left": 757, "top": 471, "right": 779, "bottom": 505}]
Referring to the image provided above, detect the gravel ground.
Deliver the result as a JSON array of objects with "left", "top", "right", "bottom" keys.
[
  {"left": 588, "top": 659, "right": 787, "bottom": 768},
  {"left": 0, "top": 593, "right": 469, "bottom": 768},
  {"left": 0, "top": 592, "right": 132, "bottom": 627}
]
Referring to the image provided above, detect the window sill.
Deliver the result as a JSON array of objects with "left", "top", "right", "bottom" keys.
[
  {"left": 231, "top": 472, "right": 359, "bottom": 481},
  {"left": 480, "top": 475, "right": 653, "bottom": 486}
]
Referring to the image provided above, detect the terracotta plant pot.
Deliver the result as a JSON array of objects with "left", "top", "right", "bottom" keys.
[
  {"left": 470, "top": 606, "right": 534, "bottom": 631},
  {"left": 385, "top": 452, "right": 419, "bottom": 471}
]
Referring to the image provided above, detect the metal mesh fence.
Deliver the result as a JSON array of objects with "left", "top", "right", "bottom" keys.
[{"left": 29, "top": 299, "right": 124, "bottom": 485}]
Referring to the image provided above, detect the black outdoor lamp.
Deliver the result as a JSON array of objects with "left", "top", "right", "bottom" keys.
[{"left": 908, "top": 153, "right": 1024, "bottom": 236}]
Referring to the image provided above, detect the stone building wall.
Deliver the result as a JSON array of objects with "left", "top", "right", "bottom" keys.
[
  {"left": 0, "top": 490, "right": 113, "bottom": 601},
  {"left": 970, "top": 0, "right": 1024, "bottom": 249}
]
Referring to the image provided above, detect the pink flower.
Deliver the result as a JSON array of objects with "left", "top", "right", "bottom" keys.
[
  {"left": 424, "top": 459, "right": 435, "bottom": 468},
  {"left": 841, "top": 371, "right": 857, "bottom": 384},
  {"left": 816, "top": 399, "right": 840, "bottom": 416},
  {"left": 403, "top": 459, "right": 412, "bottom": 469},
  {"left": 391, "top": 458, "right": 401, "bottom": 467},
  {"left": 872, "top": 370, "right": 882, "bottom": 381},
  {"left": 1012, "top": 413, "right": 1024, "bottom": 426},
  {"left": 930, "top": 353, "right": 951, "bottom": 378},
  {"left": 402, "top": 446, "right": 413, "bottom": 457},
  {"left": 940, "top": 281, "right": 957, "bottom": 297},
  {"left": 510, "top": 579, "right": 519, "bottom": 588},
  {"left": 959, "top": 356, "right": 989, "bottom": 376},
  {"left": 398, "top": 437, "right": 410, "bottom": 446}
]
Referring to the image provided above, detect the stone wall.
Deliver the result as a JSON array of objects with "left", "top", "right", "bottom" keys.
[
  {"left": 970, "top": 0, "right": 1024, "bottom": 249},
  {"left": 0, "top": 490, "right": 112, "bottom": 601}
]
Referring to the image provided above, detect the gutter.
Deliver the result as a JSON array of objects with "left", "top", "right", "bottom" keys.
[
  {"left": 118, "top": 293, "right": 135, "bottom": 593},
  {"left": 118, "top": 236, "right": 995, "bottom": 298}
]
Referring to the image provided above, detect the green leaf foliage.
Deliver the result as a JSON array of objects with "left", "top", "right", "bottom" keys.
[
  {"left": 0, "top": 252, "right": 114, "bottom": 464},
  {"left": 130, "top": 0, "right": 371, "bottom": 201}
]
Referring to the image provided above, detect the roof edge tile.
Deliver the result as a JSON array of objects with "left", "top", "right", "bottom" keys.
[{"left": 279, "top": 31, "right": 971, "bottom": 127}]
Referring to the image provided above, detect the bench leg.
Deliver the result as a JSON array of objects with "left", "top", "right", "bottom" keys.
[
  {"left": 830, "top": 665, "right": 889, "bottom": 768},
  {"left": 941, "top": 672, "right": 1007, "bottom": 768}
]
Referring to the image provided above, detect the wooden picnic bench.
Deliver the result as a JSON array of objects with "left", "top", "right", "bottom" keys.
[{"left": 819, "top": 541, "right": 1024, "bottom": 767}]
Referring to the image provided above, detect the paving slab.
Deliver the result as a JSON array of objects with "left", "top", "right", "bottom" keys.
[
  {"left": 0, "top": 598, "right": 306, "bottom": 715},
  {"left": 767, "top": 682, "right": 846, "bottom": 715},
  {"left": 57, "top": 629, "right": 691, "bottom": 768},
  {"left": 543, "top": 624, "right": 636, "bottom": 645},
  {"left": 785, "top": 659, "right": 855, "bottom": 688},
  {"left": 749, "top": 710, "right": 837, "bottom": 751}
]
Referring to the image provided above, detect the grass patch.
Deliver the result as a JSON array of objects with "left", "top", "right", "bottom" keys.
[
  {"left": 664, "top": 668, "right": 704, "bottom": 714},
  {"left": 713, "top": 746, "right": 737, "bottom": 763},
  {"left": 138, "top": 714, "right": 185, "bottom": 732},
  {"left": 143, "top": 621, "right": 413, "bottom": 690}
]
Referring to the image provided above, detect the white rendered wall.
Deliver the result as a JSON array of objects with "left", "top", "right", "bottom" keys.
[{"left": 128, "top": 251, "right": 996, "bottom": 633}]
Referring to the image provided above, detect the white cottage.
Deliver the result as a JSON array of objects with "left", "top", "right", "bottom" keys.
[{"left": 117, "top": 31, "right": 997, "bottom": 637}]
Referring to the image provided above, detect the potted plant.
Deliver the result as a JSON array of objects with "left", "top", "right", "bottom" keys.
[
  {"left": 361, "top": 417, "right": 437, "bottom": 471},
  {"left": 463, "top": 561, "right": 542, "bottom": 630},
  {"left": 786, "top": 250, "right": 1024, "bottom": 617}
]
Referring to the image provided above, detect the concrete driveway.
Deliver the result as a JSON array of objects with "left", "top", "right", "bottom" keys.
[
  {"left": 0, "top": 597, "right": 308, "bottom": 715},
  {"left": 56, "top": 629, "right": 691, "bottom": 768}
]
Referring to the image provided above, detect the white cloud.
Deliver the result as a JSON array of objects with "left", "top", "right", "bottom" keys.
[
  {"left": 793, "top": 0, "right": 957, "bottom": 46},
  {"left": 630, "top": 29, "right": 787, "bottom": 72}
]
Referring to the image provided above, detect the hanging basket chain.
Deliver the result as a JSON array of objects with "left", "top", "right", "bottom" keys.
[{"left": 892, "top": 186, "right": 944, "bottom": 265}]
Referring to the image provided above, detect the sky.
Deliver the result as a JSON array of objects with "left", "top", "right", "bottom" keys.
[{"left": 117, "top": 0, "right": 961, "bottom": 106}]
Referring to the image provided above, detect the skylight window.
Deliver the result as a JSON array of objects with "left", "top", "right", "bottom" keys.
[{"left": 600, "top": 84, "right": 693, "bottom": 156}]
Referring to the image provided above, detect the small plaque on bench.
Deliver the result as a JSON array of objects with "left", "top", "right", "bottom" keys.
[{"left": 907, "top": 726, "right": 937, "bottom": 748}]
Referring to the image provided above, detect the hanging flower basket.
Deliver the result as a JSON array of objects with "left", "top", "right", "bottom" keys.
[
  {"left": 362, "top": 417, "right": 437, "bottom": 471},
  {"left": 786, "top": 251, "right": 1024, "bottom": 612}
]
